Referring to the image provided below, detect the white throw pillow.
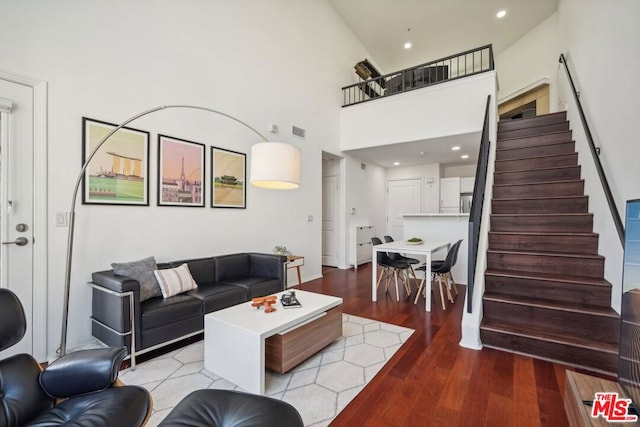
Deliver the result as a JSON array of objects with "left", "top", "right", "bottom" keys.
[{"left": 154, "top": 263, "right": 198, "bottom": 299}]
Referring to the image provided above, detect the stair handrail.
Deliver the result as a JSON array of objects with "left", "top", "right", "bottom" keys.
[
  {"left": 466, "top": 94, "right": 492, "bottom": 314},
  {"left": 559, "top": 53, "right": 625, "bottom": 246}
]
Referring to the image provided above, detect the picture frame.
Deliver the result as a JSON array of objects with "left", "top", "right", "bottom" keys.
[
  {"left": 82, "top": 117, "right": 150, "bottom": 205},
  {"left": 157, "top": 134, "right": 205, "bottom": 207},
  {"left": 211, "top": 146, "right": 246, "bottom": 208}
]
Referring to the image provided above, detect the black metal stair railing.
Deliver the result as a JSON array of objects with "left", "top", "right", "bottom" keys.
[
  {"left": 466, "top": 95, "right": 492, "bottom": 314},
  {"left": 342, "top": 45, "right": 494, "bottom": 107},
  {"left": 559, "top": 53, "right": 625, "bottom": 246}
]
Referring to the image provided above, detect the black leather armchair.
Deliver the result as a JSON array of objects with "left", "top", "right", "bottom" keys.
[
  {"left": 159, "top": 389, "right": 303, "bottom": 427},
  {"left": 0, "top": 288, "right": 152, "bottom": 426}
]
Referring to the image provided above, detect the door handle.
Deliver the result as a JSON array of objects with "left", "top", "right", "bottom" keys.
[{"left": 2, "top": 237, "right": 28, "bottom": 246}]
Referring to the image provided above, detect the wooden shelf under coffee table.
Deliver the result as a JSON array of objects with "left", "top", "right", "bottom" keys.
[{"left": 204, "top": 290, "right": 343, "bottom": 395}]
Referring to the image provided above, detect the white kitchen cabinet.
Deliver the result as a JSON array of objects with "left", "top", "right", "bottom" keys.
[
  {"left": 461, "top": 177, "right": 475, "bottom": 193},
  {"left": 440, "top": 177, "right": 460, "bottom": 213}
]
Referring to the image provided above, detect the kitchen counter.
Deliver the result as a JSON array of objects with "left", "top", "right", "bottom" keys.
[{"left": 403, "top": 213, "right": 469, "bottom": 217}]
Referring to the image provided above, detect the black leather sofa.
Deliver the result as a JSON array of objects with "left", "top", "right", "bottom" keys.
[{"left": 90, "top": 252, "right": 287, "bottom": 366}]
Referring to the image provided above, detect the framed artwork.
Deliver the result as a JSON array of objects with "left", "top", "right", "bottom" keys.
[
  {"left": 157, "top": 135, "right": 205, "bottom": 207},
  {"left": 211, "top": 147, "right": 246, "bottom": 208},
  {"left": 82, "top": 117, "right": 150, "bottom": 205}
]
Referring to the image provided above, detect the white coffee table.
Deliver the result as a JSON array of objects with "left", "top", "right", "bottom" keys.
[{"left": 204, "top": 290, "right": 343, "bottom": 395}]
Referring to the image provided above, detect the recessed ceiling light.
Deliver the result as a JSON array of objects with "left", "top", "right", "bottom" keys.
[
  {"left": 393, "top": 161, "right": 400, "bottom": 166},
  {"left": 496, "top": 10, "right": 507, "bottom": 18},
  {"left": 461, "top": 154, "right": 469, "bottom": 159},
  {"left": 451, "top": 146, "right": 461, "bottom": 151},
  {"left": 403, "top": 28, "right": 412, "bottom": 49}
]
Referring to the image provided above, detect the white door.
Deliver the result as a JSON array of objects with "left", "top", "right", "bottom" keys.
[
  {"left": 0, "top": 80, "right": 35, "bottom": 357},
  {"left": 386, "top": 179, "right": 422, "bottom": 239},
  {"left": 322, "top": 175, "right": 338, "bottom": 266}
]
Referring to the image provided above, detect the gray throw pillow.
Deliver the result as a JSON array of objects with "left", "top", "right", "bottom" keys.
[{"left": 111, "top": 256, "right": 162, "bottom": 302}]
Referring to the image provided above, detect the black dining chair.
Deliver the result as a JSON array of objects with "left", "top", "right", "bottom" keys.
[
  {"left": 444, "top": 239, "right": 463, "bottom": 298},
  {"left": 383, "top": 235, "right": 421, "bottom": 283},
  {"left": 414, "top": 239, "right": 463, "bottom": 309},
  {"left": 371, "top": 237, "right": 411, "bottom": 301}
]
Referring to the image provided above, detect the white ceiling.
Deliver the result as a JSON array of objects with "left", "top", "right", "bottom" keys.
[
  {"left": 345, "top": 132, "right": 481, "bottom": 168},
  {"left": 329, "top": 0, "right": 558, "bottom": 169}
]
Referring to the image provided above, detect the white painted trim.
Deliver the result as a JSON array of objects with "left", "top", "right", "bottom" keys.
[
  {"left": 0, "top": 97, "right": 12, "bottom": 112},
  {"left": 0, "top": 69, "right": 48, "bottom": 362},
  {"left": 0, "top": 109, "right": 9, "bottom": 291},
  {"left": 459, "top": 88, "right": 498, "bottom": 350}
]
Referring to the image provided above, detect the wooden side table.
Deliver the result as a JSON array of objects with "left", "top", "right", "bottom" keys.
[
  {"left": 564, "top": 370, "right": 640, "bottom": 426},
  {"left": 286, "top": 255, "right": 304, "bottom": 288}
]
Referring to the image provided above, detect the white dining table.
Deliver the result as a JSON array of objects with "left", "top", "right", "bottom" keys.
[{"left": 372, "top": 240, "right": 450, "bottom": 311}]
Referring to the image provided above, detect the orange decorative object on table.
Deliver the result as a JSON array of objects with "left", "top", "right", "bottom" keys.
[{"left": 251, "top": 295, "right": 277, "bottom": 313}]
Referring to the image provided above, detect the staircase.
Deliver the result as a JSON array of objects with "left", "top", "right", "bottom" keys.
[{"left": 480, "top": 111, "right": 620, "bottom": 376}]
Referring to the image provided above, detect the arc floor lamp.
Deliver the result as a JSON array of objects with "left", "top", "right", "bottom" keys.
[{"left": 58, "top": 104, "right": 301, "bottom": 356}]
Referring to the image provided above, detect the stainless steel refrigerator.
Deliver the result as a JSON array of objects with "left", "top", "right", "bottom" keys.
[{"left": 460, "top": 193, "right": 473, "bottom": 213}]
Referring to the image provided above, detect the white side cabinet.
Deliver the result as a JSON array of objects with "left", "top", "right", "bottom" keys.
[
  {"left": 350, "top": 226, "right": 375, "bottom": 268},
  {"left": 440, "top": 177, "right": 460, "bottom": 213}
]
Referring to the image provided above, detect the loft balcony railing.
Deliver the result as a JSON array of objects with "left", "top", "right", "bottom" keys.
[{"left": 342, "top": 44, "right": 494, "bottom": 107}]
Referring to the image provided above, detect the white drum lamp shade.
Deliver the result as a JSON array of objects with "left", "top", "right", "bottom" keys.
[{"left": 250, "top": 142, "right": 301, "bottom": 189}]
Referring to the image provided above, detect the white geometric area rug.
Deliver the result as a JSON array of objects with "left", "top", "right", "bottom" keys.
[{"left": 121, "top": 314, "right": 414, "bottom": 427}]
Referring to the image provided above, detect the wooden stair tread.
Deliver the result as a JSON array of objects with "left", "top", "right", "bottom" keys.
[
  {"left": 497, "top": 129, "right": 572, "bottom": 142},
  {"left": 483, "top": 292, "right": 619, "bottom": 318},
  {"left": 491, "top": 212, "right": 591, "bottom": 217},
  {"left": 493, "top": 179, "right": 583, "bottom": 188},
  {"left": 497, "top": 133, "right": 573, "bottom": 145},
  {"left": 485, "top": 268, "right": 611, "bottom": 287},
  {"left": 489, "top": 231, "right": 597, "bottom": 237},
  {"left": 494, "top": 165, "right": 579, "bottom": 174},
  {"left": 492, "top": 195, "right": 587, "bottom": 202},
  {"left": 495, "top": 152, "right": 577, "bottom": 163},
  {"left": 481, "top": 319, "right": 618, "bottom": 354},
  {"left": 491, "top": 212, "right": 593, "bottom": 219},
  {"left": 487, "top": 249, "right": 604, "bottom": 260}
]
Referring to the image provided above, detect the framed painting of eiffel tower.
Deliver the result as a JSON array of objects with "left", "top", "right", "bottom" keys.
[{"left": 157, "top": 134, "right": 205, "bottom": 207}]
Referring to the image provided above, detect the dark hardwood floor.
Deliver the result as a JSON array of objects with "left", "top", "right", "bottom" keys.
[{"left": 304, "top": 264, "right": 572, "bottom": 427}]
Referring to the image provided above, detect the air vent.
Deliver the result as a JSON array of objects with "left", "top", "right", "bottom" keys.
[{"left": 292, "top": 125, "right": 306, "bottom": 139}]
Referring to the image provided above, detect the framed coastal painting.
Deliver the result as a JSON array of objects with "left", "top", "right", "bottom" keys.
[
  {"left": 157, "top": 135, "right": 205, "bottom": 207},
  {"left": 211, "top": 147, "right": 246, "bottom": 208},
  {"left": 82, "top": 117, "right": 150, "bottom": 205}
]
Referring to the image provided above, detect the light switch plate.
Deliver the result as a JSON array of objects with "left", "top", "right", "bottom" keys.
[{"left": 56, "top": 212, "right": 67, "bottom": 227}]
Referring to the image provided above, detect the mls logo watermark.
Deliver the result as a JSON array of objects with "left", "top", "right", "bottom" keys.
[{"left": 591, "top": 392, "right": 638, "bottom": 422}]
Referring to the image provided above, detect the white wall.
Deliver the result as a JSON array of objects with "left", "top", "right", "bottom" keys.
[
  {"left": 443, "top": 164, "right": 476, "bottom": 178},
  {"left": 344, "top": 157, "right": 387, "bottom": 267},
  {"left": 495, "top": 13, "right": 560, "bottom": 107},
  {"left": 556, "top": 0, "right": 640, "bottom": 311},
  {"left": 340, "top": 72, "right": 497, "bottom": 151},
  {"left": 0, "top": 0, "right": 372, "bottom": 358}
]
